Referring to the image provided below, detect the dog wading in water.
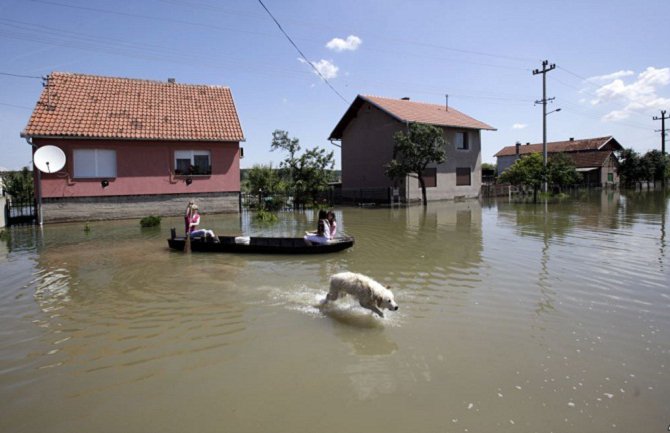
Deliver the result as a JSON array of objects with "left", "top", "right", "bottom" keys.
[{"left": 325, "top": 272, "right": 398, "bottom": 318}]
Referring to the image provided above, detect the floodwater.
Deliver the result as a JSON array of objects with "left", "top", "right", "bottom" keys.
[{"left": 1, "top": 191, "right": 668, "bottom": 433}]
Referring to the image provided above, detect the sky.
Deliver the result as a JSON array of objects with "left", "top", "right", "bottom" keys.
[{"left": 0, "top": 0, "right": 668, "bottom": 171}]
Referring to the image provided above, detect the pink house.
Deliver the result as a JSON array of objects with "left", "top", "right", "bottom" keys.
[{"left": 21, "top": 72, "right": 244, "bottom": 223}]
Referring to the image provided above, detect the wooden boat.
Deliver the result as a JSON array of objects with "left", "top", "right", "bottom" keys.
[{"left": 167, "top": 229, "right": 354, "bottom": 254}]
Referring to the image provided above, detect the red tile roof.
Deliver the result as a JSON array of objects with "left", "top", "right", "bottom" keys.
[
  {"left": 494, "top": 136, "right": 621, "bottom": 157},
  {"left": 22, "top": 72, "right": 244, "bottom": 141},
  {"left": 567, "top": 151, "right": 613, "bottom": 168},
  {"left": 329, "top": 95, "right": 495, "bottom": 139}
]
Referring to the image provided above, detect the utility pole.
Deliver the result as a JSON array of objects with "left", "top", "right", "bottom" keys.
[
  {"left": 533, "top": 60, "right": 556, "bottom": 193},
  {"left": 653, "top": 109, "right": 668, "bottom": 189}
]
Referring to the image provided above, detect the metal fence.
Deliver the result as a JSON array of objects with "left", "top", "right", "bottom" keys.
[{"left": 4, "top": 197, "right": 36, "bottom": 226}]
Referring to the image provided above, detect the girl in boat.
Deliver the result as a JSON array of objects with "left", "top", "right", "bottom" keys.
[
  {"left": 304, "top": 209, "right": 331, "bottom": 245},
  {"left": 187, "top": 204, "right": 219, "bottom": 242}
]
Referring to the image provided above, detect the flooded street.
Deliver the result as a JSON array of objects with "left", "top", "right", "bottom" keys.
[{"left": 1, "top": 191, "right": 669, "bottom": 433}]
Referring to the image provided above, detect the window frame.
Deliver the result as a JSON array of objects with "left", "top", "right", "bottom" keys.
[
  {"left": 73, "top": 149, "right": 117, "bottom": 179},
  {"left": 456, "top": 167, "right": 471, "bottom": 186},
  {"left": 174, "top": 150, "right": 212, "bottom": 175},
  {"left": 454, "top": 131, "right": 469, "bottom": 150}
]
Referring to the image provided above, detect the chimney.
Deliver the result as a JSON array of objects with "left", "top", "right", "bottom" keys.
[
  {"left": 569, "top": 137, "right": 574, "bottom": 141},
  {"left": 401, "top": 97, "right": 410, "bottom": 100},
  {"left": 167, "top": 78, "right": 176, "bottom": 84},
  {"left": 515, "top": 141, "right": 521, "bottom": 156}
]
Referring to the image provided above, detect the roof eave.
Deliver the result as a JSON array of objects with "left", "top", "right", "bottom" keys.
[{"left": 23, "top": 134, "right": 245, "bottom": 142}]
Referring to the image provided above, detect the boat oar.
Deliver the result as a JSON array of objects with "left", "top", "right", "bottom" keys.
[{"left": 184, "top": 232, "right": 191, "bottom": 253}]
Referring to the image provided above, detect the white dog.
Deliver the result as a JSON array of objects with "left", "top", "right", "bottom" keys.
[{"left": 325, "top": 272, "right": 398, "bottom": 318}]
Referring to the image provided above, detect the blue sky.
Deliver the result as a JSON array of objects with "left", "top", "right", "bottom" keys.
[{"left": 1, "top": 0, "right": 668, "bottom": 171}]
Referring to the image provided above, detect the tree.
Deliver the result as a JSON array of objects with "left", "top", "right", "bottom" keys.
[
  {"left": 641, "top": 150, "right": 669, "bottom": 186},
  {"left": 616, "top": 148, "right": 642, "bottom": 188},
  {"left": 244, "top": 164, "right": 286, "bottom": 195},
  {"left": 481, "top": 162, "right": 497, "bottom": 173},
  {"left": 498, "top": 152, "right": 544, "bottom": 202},
  {"left": 385, "top": 123, "right": 446, "bottom": 206},
  {"left": 547, "top": 153, "right": 581, "bottom": 192},
  {"left": 1, "top": 167, "right": 34, "bottom": 201},
  {"left": 270, "top": 130, "right": 335, "bottom": 206}
]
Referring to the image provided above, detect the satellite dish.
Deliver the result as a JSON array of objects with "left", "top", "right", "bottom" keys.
[{"left": 34, "top": 145, "right": 66, "bottom": 173}]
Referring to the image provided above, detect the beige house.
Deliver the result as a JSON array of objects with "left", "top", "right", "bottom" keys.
[
  {"left": 329, "top": 95, "right": 495, "bottom": 203},
  {"left": 494, "top": 136, "right": 623, "bottom": 187}
]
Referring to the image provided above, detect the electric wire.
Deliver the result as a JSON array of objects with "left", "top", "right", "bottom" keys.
[
  {"left": 255, "top": 0, "right": 349, "bottom": 104},
  {"left": 0, "top": 71, "right": 42, "bottom": 79}
]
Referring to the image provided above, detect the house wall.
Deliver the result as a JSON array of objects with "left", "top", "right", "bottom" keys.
[
  {"left": 0, "top": 195, "right": 5, "bottom": 228},
  {"left": 340, "top": 102, "right": 403, "bottom": 194},
  {"left": 40, "top": 192, "right": 238, "bottom": 223},
  {"left": 601, "top": 154, "right": 619, "bottom": 185},
  {"left": 31, "top": 138, "right": 240, "bottom": 222},
  {"left": 497, "top": 155, "right": 519, "bottom": 174},
  {"left": 406, "top": 128, "right": 482, "bottom": 200},
  {"left": 340, "top": 103, "right": 483, "bottom": 201},
  {"left": 33, "top": 138, "right": 240, "bottom": 198}
]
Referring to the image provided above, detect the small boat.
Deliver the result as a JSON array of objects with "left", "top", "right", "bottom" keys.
[{"left": 167, "top": 229, "right": 354, "bottom": 254}]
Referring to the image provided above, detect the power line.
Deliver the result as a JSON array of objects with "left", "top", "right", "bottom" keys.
[
  {"left": 0, "top": 101, "right": 34, "bottom": 109},
  {"left": 0, "top": 71, "right": 42, "bottom": 79},
  {"left": 255, "top": 0, "right": 349, "bottom": 104}
]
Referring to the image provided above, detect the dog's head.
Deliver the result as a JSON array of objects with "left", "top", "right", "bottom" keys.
[{"left": 378, "top": 287, "right": 399, "bottom": 311}]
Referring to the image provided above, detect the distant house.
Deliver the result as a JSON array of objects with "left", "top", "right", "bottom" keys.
[
  {"left": 21, "top": 72, "right": 244, "bottom": 223},
  {"left": 329, "top": 95, "right": 495, "bottom": 203},
  {"left": 494, "top": 136, "right": 623, "bottom": 187}
]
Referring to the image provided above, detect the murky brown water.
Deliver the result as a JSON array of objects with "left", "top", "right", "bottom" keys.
[{"left": 1, "top": 191, "right": 669, "bottom": 433}]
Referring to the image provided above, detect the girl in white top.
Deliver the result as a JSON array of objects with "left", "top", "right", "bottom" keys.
[{"left": 304, "top": 210, "right": 331, "bottom": 244}]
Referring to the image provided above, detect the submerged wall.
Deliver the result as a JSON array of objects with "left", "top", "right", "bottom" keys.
[{"left": 40, "top": 192, "right": 239, "bottom": 223}]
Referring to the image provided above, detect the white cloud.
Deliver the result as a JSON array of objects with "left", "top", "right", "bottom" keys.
[
  {"left": 512, "top": 123, "right": 527, "bottom": 130},
  {"left": 588, "top": 67, "right": 670, "bottom": 121},
  {"left": 298, "top": 58, "right": 339, "bottom": 80},
  {"left": 586, "top": 70, "right": 634, "bottom": 83},
  {"left": 313, "top": 59, "right": 338, "bottom": 79},
  {"left": 326, "top": 35, "right": 362, "bottom": 52}
]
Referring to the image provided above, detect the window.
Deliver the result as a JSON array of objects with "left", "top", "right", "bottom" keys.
[
  {"left": 73, "top": 149, "right": 116, "bottom": 178},
  {"left": 455, "top": 131, "right": 469, "bottom": 150},
  {"left": 456, "top": 167, "right": 471, "bottom": 186},
  {"left": 607, "top": 173, "right": 614, "bottom": 182},
  {"left": 421, "top": 168, "right": 437, "bottom": 188},
  {"left": 174, "top": 150, "right": 211, "bottom": 175}
]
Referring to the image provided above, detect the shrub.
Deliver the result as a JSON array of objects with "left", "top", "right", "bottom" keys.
[
  {"left": 140, "top": 215, "right": 162, "bottom": 227},
  {"left": 254, "top": 209, "right": 278, "bottom": 224}
]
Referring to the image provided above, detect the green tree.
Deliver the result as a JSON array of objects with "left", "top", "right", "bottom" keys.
[
  {"left": 547, "top": 153, "right": 581, "bottom": 192},
  {"left": 244, "top": 164, "right": 286, "bottom": 195},
  {"left": 498, "top": 153, "right": 544, "bottom": 202},
  {"left": 481, "top": 162, "right": 497, "bottom": 174},
  {"left": 270, "top": 130, "right": 335, "bottom": 206},
  {"left": 640, "top": 150, "right": 669, "bottom": 186},
  {"left": 1, "top": 167, "right": 34, "bottom": 201},
  {"left": 385, "top": 123, "right": 446, "bottom": 206},
  {"left": 616, "top": 148, "right": 642, "bottom": 188}
]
